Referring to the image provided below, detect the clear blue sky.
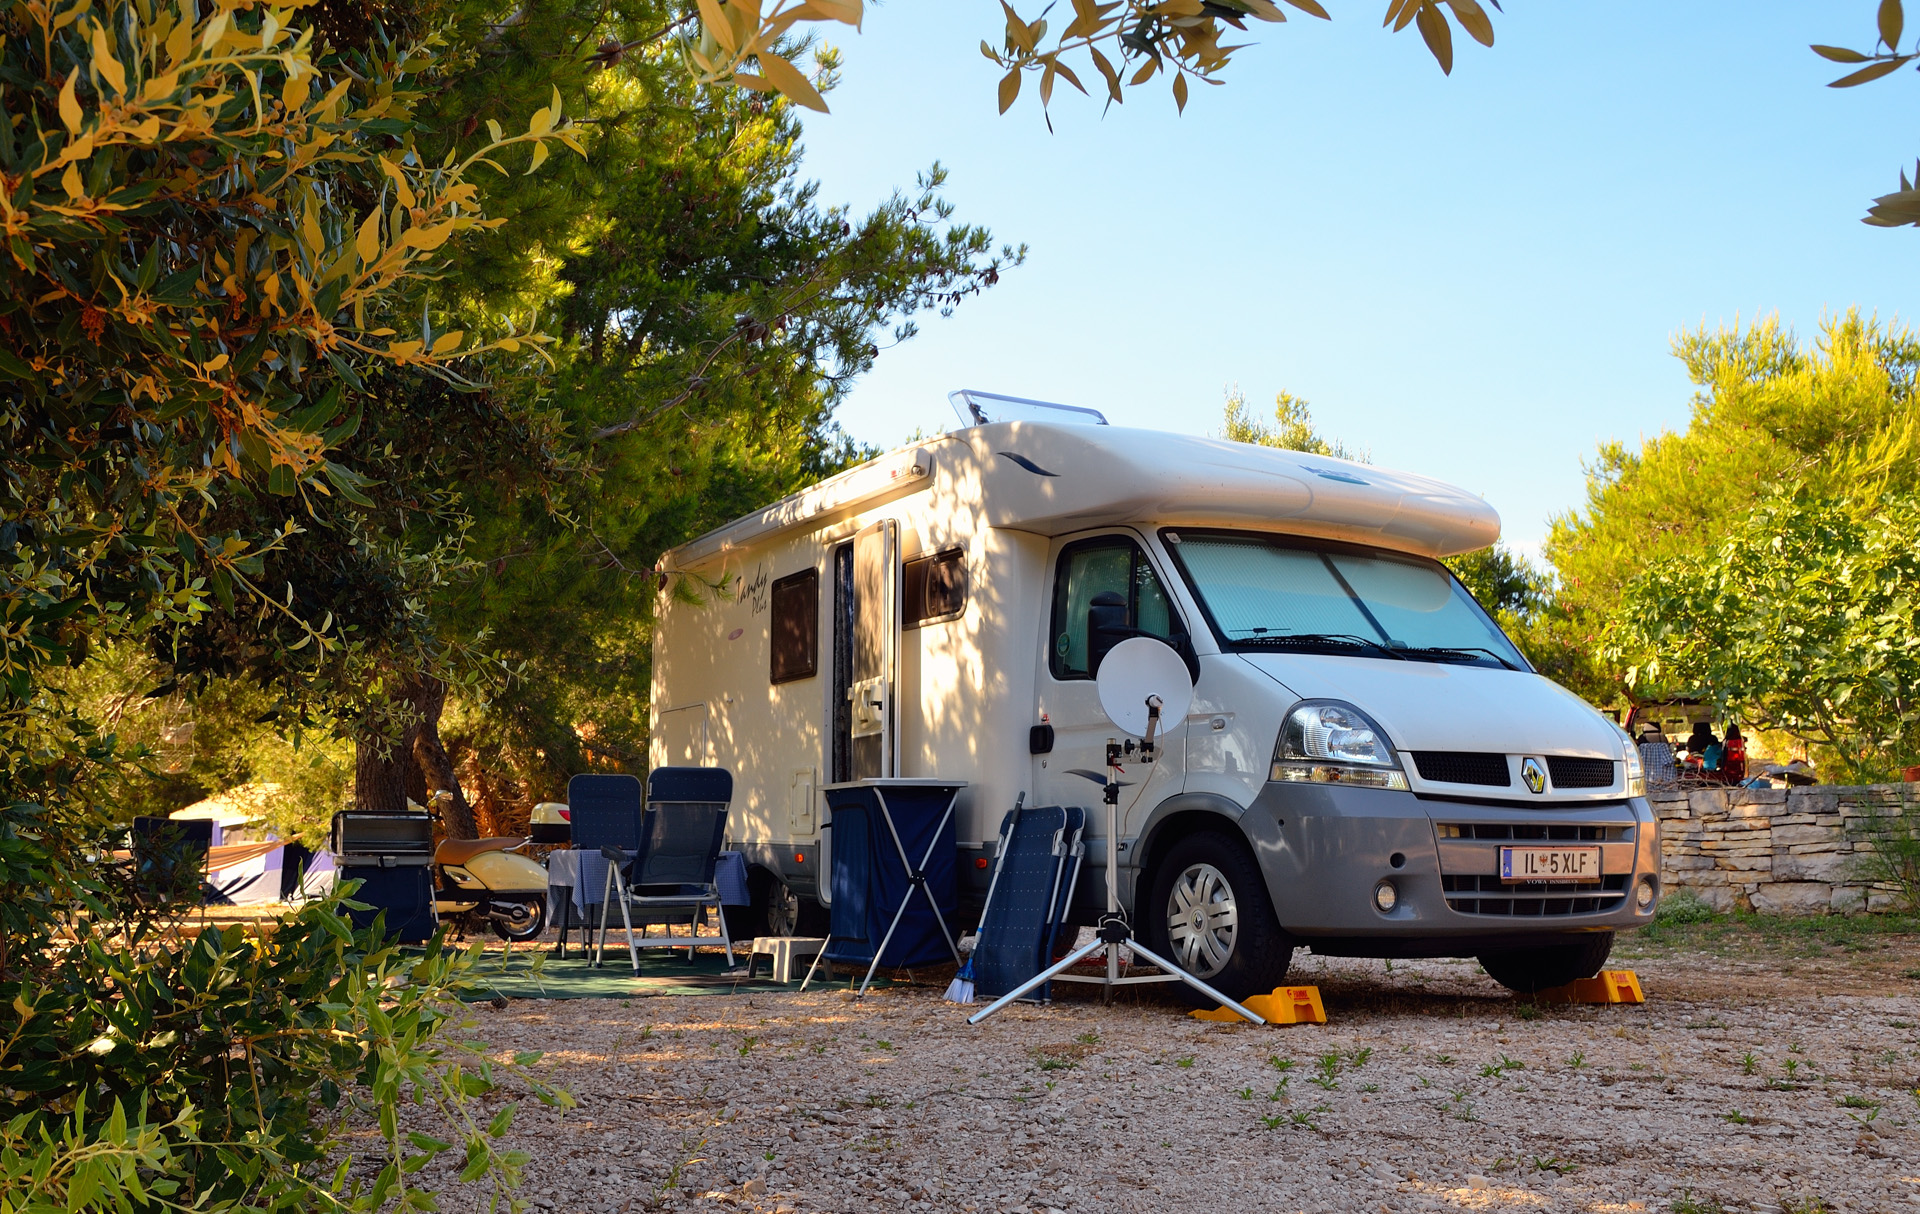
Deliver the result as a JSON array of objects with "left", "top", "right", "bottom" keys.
[{"left": 792, "top": 2, "right": 1915, "bottom": 560}]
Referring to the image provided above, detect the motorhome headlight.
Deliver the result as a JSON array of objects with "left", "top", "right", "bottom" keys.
[
  {"left": 1272, "top": 701, "right": 1408, "bottom": 791},
  {"left": 1611, "top": 720, "right": 1646, "bottom": 797}
]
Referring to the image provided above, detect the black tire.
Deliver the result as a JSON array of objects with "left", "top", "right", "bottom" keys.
[
  {"left": 1477, "top": 932, "right": 1614, "bottom": 994},
  {"left": 490, "top": 895, "right": 547, "bottom": 943},
  {"left": 1142, "top": 830, "right": 1293, "bottom": 1003}
]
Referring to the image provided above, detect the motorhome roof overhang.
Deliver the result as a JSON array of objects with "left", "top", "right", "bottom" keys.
[{"left": 658, "top": 421, "right": 1502, "bottom": 574}]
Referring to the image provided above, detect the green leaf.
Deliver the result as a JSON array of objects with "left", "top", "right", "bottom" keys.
[
  {"left": 1812, "top": 44, "right": 1870, "bottom": 62},
  {"left": 1881, "top": 0, "right": 1904, "bottom": 50}
]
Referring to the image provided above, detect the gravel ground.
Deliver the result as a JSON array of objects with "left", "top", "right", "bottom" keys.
[{"left": 424, "top": 936, "right": 1920, "bottom": 1214}]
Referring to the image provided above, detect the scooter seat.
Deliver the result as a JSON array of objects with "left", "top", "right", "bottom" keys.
[{"left": 435, "top": 836, "right": 527, "bottom": 866}]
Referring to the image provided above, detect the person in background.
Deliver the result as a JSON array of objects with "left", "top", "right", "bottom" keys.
[
  {"left": 1637, "top": 721, "right": 1679, "bottom": 792},
  {"left": 1684, "top": 721, "right": 1715, "bottom": 760},
  {"left": 1721, "top": 725, "right": 1747, "bottom": 785},
  {"left": 1702, "top": 729, "right": 1726, "bottom": 777}
]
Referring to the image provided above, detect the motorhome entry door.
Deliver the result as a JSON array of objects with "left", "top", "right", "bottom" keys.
[{"left": 845, "top": 519, "right": 899, "bottom": 780}]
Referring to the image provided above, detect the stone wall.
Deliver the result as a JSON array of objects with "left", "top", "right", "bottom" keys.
[{"left": 1652, "top": 782, "right": 1919, "bottom": 914}]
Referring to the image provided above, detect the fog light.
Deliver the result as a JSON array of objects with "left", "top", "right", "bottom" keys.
[
  {"left": 1373, "top": 881, "right": 1398, "bottom": 913},
  {"left": 1635, "top": 877, "right": 1657, "bottom": 911}
]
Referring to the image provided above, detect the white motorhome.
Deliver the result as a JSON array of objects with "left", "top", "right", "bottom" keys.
[{"left": 650, "top": 397, "right": 1659, "bottom": 998}]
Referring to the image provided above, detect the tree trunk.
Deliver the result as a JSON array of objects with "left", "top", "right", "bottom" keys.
[
  {"left": 353, "top": 713, "right": 417, "bottom": 813},
  {"left": 411, "top": 675, "right": 479, "bottom": 838}
]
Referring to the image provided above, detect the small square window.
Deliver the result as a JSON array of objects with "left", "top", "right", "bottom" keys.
[
  {"left": 770, "top": 569, "right": 818, "bottom": 684},
  {"left": 903, "top": 548, "right": 968, "bottom": 628}
]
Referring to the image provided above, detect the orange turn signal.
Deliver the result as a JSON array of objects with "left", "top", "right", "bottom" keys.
[
  {"left": 794, "top": 852, "right": 806, "bottom": 864},
  {"left": 976, "top": 857, "right": 989, "bottom": 869}
]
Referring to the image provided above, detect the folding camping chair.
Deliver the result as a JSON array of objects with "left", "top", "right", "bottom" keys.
[
  {"left": 970, "top": 803, "right": 1084, "bottom": 1002},
  {"left": 592, "top": 768, "right": 736, "bottom": 976}
]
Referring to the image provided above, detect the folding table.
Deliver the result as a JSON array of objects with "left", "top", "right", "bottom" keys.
[{"left": 809, "top": 779, "right": 965, "bottom": 996}]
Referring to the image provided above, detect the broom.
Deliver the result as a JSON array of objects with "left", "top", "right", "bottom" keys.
[{"left": 944, "top": 937, "right": 977, "bottom": 1004}]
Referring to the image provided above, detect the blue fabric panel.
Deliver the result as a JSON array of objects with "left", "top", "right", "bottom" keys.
[
  {"left": 338, "top": 865, "right": 436, "bottom": 943},
  {"left": 648, "top": 767, "right": 734, "bottom": 804},
  {"left": 567, "top": 774, "right": 643, "bottom": 851},
  {"left": 823, "top": 784, "right": 960, "bottom": 969},
  {"left": 828, "top": 801, "right": 870, "bottom": 944},
  {"left": 973, "top": 806, "right": 1069, "bottom": 999}
]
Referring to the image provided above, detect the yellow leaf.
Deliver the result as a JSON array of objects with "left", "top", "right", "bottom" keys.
[
  {"left": 526, "top": 105, "right": 552, "bottom": 136},
  {"left": 498, "top": 337, "right": 521, "bottom": 352},
  {"left": 550, "top": 84, "right": 563, "bottom": 120},
  {"left": 807, "top": 0, "right": 862, "bottom": 25},
  {"left": 431, "top": 331, "right": 463, "bottom": 354},
  {"left": 380, "top": 157, "right": 417, "bottom": 208},
  {"left": 58, "top": 70, "right": 82, "bottom": 134},
  {"left": 753, "top": 51, "right": 828, "bottom": 112},
  {"left": 485, "top": 118, "right": 503, "bottom": 143},
  {"left": 355, "top": 210, "right": 380, "bottom": 264},
  {"left": 301, "top": 206, "right": 323, "bottom": 255},
  {"left": 1172, "top": 71, "right": 1187, "bottom": 111},
  {"left": 388, "top": 340, "right": 423, "bottom": 358},
  {"left": 165, "top": 17, "right": 191, "bottom": 65},
  {"left": 91, "top": 24, "right": 126, "bottom": 95},
  {"left": 998, "top": 67, "right": 1021, "bottom": 113},
  {"left": 695, "top": 0, "right": 737, "bottom": 53},
  {"left": 204, "top": 352, "right": 229, "bottom": 371},
  {"left": 526, "top": 140, "right": 550, "bottom": 174},
  {"left": 732, "top": 71, "right": 772, "bottom": 92},
  {"left": 404, "top": 222, "right": 453, "bottom": 251},
  {"left": 283, "top": 71, "right": 311, "bottom": 111},
  {"left": 61, "top": 161, "right": 84, "bottom": 199},
  {"left": 201, "top": 9, "right": 228, "bottom": 51}
]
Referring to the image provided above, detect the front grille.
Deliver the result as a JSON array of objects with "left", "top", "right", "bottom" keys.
[
  {"left": 1546, "top": 756, "right": 1615, "bottom": 789},
  {"left": 1438, "top": 823, "right": 1623, "bottom": 842},
  {"left": 1410, "top": 751, "right": 1510, "bottom": 786},
  {"left": 1443, "top": 873, "right": 1628, "bottom": 917}
]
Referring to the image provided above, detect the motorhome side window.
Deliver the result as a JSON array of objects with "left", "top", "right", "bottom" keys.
[
  {"left": 769, "top": 569, "right": 818, "bottom": 684},
  {"left": 1049, "top": 538, "right": 1177, "bottom": 680},
  {"left": 902, "top": 548, "right": 968, "bottom": 628}
]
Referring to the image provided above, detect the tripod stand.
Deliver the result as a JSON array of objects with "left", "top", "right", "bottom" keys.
[{"left": 968, "top": 694, "right": 1265, "bottom": 1026}]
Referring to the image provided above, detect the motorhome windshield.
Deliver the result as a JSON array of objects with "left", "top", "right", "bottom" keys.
[{"left": 1162, "top": 530, "right": 1530, "bottom": 671}]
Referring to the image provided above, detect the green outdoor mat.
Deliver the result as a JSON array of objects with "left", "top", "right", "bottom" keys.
[{"left": 455, "top": 947, "right": 906, "bottom": 1001}]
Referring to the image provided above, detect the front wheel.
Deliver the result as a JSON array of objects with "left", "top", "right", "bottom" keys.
[
  {"left": 1477, "top": 932, "right": 1614, "bottom": 994},
  {"left": 1142, "top": 831, "right": 1293, "bottom": 1003},
  {"left": 490, "top": 895, "right": 547, "bottom": 942}
]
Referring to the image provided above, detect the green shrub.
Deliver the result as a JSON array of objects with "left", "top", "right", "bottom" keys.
[
  {"left": 1, "top": 889, "right": 571, "bottom": 1211},
  {"left": 1654, "top": 889, "right": 1719, "bottom": 924}
]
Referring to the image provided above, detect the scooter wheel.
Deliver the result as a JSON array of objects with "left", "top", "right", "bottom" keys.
[{"left": 490, "top": 895, "right": 548, "bottom": 943}]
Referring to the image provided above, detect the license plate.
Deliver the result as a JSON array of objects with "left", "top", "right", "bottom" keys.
[{"left": 1499, "top": 846, "right": 1601, "bottom": 883}]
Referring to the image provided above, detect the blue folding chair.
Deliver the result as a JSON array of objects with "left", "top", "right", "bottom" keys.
[{"left": 592, "top": 768, "right": 736, "bottom": 976}]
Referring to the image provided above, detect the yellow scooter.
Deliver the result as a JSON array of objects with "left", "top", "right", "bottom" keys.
[{"left": 426, "top": 791, "right": 549, "bottom": 941}]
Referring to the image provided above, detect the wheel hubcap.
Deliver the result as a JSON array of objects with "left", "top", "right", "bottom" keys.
[
  {"left": 769, "top": 884, "right": 800, "bottom": 937},
  {"left": 1165, "top": 862, "right": 1239, "bottom": 977}
]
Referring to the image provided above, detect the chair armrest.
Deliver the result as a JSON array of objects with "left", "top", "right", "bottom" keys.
[{"left": 600, "top": 845, "right": 629, "bottom": 864}]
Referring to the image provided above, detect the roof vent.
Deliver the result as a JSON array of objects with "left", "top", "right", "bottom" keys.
[{"left": 949, "top": 389, "right": 1108, "bottom": 428}]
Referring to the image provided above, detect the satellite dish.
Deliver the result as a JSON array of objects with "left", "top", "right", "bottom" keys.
[{"left": 1095, "top": 637, "right": 1194, "bottom": 737}]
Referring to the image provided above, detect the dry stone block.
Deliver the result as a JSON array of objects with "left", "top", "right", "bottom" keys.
[
  {"left": 1772, "top": 853, "right": 1851, "bottom": 883},
  {"left": 1773, "top": 824, "right": 1844, "bottom": 847},
  {"left": 1749, "top": 883, "right": 1835, "bottom": 915}
]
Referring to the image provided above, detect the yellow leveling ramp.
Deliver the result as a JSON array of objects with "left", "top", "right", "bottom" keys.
[
  {"left": 1190, "top": 985, "right": 1327, "bottom": 1025},
  {"left": 1536, "top": 969, "right": 1645, "bottom": 1005}
]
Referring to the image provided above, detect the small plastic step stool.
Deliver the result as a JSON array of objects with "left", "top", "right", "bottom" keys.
[
  {"left": 745, "top": 936, "right": 827, "bottom": 984},
  {"left": 1191, "top": 985, "right": 1326, "bottom": 1025}
]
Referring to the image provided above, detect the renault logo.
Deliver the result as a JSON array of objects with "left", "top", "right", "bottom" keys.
[{"left": 1521, "top": 757, "right": 1547, "bottom": 795}]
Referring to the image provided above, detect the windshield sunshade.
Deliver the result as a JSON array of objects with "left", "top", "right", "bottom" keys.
[{"left": 1164, "top": 531, "right": 1529, "bottom": 670}]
